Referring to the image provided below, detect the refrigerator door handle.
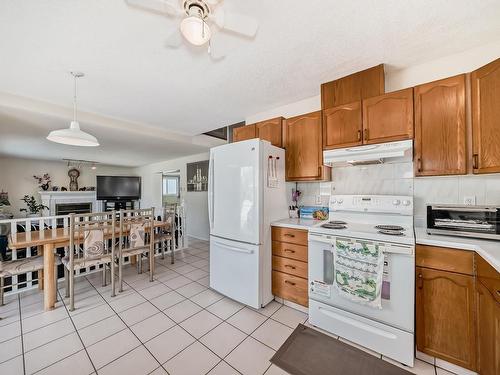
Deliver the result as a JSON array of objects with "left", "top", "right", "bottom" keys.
[
  {"left": 208, "top": 152, "right": 215, "bottom": 230},
  {"left": 214, "top": 241, "right": 254, "bottom": 254}
]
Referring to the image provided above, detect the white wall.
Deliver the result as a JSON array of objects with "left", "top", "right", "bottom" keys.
[
  {"left": 0, "top": 156, "right": 134, "bottom": 216},
  {"left": 246, "top": 41, "right": 500, "bottom": 224},
  {"left": 134, "top": 152, "right": 211, "bottom": 241}
]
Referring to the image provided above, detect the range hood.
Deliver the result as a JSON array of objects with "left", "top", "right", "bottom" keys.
[{"left": 323, "top": 140, "right": 413, "bottom": 166}]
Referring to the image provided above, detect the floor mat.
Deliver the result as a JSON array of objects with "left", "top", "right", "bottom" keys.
[{"left": 270, "top": 324, "right": 412, "bottom": 375}]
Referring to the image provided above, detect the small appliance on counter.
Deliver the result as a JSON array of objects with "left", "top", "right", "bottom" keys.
[{"left": 427, "top": 204, "right": 500, "bottom": 240}]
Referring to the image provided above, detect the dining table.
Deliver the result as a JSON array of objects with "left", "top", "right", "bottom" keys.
[{"left": 8, "top": 221, "right": 170, "bottom": 311}]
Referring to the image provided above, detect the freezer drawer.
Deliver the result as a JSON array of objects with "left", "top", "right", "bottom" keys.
[
  {"left": 209, "top": 236, "right": 261, "bottom": 308},
  {"left": 309, "top": 300, "right": 414, "bottom": 367}
]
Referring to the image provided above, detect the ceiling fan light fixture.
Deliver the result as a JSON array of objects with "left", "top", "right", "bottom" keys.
[{"left": 180, "top": 10, "right": 211, "bottom": 46}]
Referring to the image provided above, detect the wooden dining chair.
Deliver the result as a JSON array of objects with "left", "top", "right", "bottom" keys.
[
  {"left": 63, "top": 211, "right": 116, "bottom": 311},
  {"left": 157, "top": 204, "right": 177, "bottom": 265},
  {"left": 118, "top": 208, "right": 155, "bottom": 292}
]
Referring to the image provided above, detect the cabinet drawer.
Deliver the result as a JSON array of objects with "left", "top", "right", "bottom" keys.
[
  {"left": 272, "top": 271, "right": 308, "bottom": 307},
  {"left": 271, "top": 227, "right": 308, "bottom": 246},
  {"left": 416, "top": 245, "right": 474, "bottom": 275},
  {"left": 476, "top": 254, "right": 500, "bottom": 304},
  {"left": 272, "top": 241, "right": 308, "bottom": 262},
  {"left": 272, "top": 256, "right": 308, "bottom": 279}
]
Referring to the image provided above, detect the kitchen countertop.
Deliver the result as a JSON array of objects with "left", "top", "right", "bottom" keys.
[
  {"left": 415, "top": 227, "right": 500, "bottom": 273},
  {"left": 271, "top": 218, "right": 327, "bottom": 230}
]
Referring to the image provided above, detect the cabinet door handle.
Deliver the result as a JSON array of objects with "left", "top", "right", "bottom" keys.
[
  {"left": 318, "top": 166, "right": 322, "bottom": 177},
  {"left": 496, "top": 290, "right": 500, "bottom": 296},
  {"left": 417, "top": 158, "right": 422, "bottom": 173},
  {"left": 284, "top": 264, "right": 296, "bottom": 270},
  {"left": 284, "top": 233, "right": 295, "bottom": 238},
  {"left": 473, "top": 154, "right": 479, "bottom": 170},
  {"left": 284, "top": 249, "right": 296, "bottom": 253},
  {"left": 357, "top": 130, "right": 361, "bottom": 141},
  {"left": 417, "top": 273, "right": 423, "bottom": 289},
  {"left": 285, "top": 280, "right": 296, "bottom": 286},
  {"left": 364, "top": 129, "right": 369, "bottom": 141}
]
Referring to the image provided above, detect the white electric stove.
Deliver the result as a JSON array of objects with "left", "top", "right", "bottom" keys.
[{"left": 308, "top": 195, "right": 415, "bottom": 366}]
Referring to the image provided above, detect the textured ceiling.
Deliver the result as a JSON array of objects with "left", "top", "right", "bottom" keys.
[{"left": 1, "top": 0, "right": 500, "bottom": 164}]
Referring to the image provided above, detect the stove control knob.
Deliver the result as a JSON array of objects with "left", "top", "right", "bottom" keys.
[
  {"left": 392, "top": 199, "right": 401, "bottom": 206},
  {"left": 331, "top": 198, "right": 337, "bottom": 204},
  {"left": 338, "top": 198, "right": 343, "bottom": 204},
  {"left": 402, "top": 200, "right": 411, "bottom": 206}
]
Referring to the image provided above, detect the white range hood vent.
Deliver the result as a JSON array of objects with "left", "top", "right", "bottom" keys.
[{"left": 323, "top": 140, "right": 413, "bottom": 166}]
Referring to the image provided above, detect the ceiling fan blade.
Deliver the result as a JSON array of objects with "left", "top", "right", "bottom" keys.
[
  {"left": 125, "top": 0, "right": 181, "bottom": 17},
  {"left": 165, "top": 29, "right": 184, "bottom": 48},
  {"left": 213, "top": 10, "right": 258, "bottom": 38},
  {"left": 208, "top": 36, "right": 226, "bottom": 62}
]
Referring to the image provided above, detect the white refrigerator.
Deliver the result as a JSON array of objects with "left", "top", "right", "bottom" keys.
[{"left": 208, "top": 139, "right": 287, "bottom": 308}]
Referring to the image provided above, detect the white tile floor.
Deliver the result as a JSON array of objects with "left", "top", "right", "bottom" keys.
[{"left": 0, "top": 238, "right": 447, "bottom": 374}]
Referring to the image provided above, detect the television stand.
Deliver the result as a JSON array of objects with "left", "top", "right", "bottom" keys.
[{"left": 103, "top": 200, "right": 138, "bottom": 212}]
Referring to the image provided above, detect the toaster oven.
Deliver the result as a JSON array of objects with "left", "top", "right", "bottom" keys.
[{"left": 427, "top": 204, "right": 500, "bottom": 240}]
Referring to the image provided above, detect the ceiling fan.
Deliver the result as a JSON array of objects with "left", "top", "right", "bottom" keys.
[{"left": 125, "top": 0, "right": 259, "bottom": 58}]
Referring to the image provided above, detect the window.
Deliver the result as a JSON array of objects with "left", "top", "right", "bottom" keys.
[{"left": 162, "top": 175, "right": 180, "bottom": 197}]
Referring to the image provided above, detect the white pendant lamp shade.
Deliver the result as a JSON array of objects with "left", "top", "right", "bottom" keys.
[
  {"left": 47, "top": 121, "right": 99, "bottom": 147},
  {"left": 180, "top": 14, "right": 211, "bottom": 46},
  {"left": 47, "top": 72, "right": 99, "bottom": 147}
]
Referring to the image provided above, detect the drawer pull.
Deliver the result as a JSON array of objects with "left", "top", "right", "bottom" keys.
[
  {"left": 417, "top": 273, "right": 423, "bottom": 289},
  {"left": 284, "top": 265, "right": 296, "bottom": 270},
  {"left": 284, "top": 233, "right": 295, "bottom": 238},
  {"left": 285, "top": 280, "right": 296, "bottom": 286},
  {"left": 284, "top": 249, "right": 296, "bottom": 253}
]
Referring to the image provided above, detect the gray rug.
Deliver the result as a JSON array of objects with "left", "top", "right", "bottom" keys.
[{"left": 270, "top": 324, "right": 412, "bottom": 375}]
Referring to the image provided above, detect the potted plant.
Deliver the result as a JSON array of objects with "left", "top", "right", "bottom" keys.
[
  {"left": 33, "top": 174, "right": 51, "bottom": 191},
  {"left": 20, "top": 195, "right": 48, "bottom": 217}
]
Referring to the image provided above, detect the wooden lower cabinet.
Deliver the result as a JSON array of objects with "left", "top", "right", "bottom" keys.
[
  {"left": 271, "top": 227, "right": 308, "bottom": 307},
  {"left": 476, "top": 281, "right": 500, "bottom": 375},
  {"left": 415, "top": 266, "right": 477, "bottom": 370}
]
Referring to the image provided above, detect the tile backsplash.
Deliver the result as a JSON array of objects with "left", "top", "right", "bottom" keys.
[{"left": 288, "top": 161, "right": 500, "bottom": 227}]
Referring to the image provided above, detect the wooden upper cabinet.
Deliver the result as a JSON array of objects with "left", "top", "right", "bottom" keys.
[
  {"left": 471, "top": 58, "right": 500, "bottom": 174},
  {"left": 321, "top": 64, "right": 385, "bottom": 109},
  {"left": 323, "top": 101, "right": 362, "bottom": 149},
  {"left": 256, "top": 117, "right": 283, "bottom": 147},
  {"left": 416, "top": 266, "right": 477, "bottom": 371},
  {"left": 232, "top": 124, "right": 256, "bottom": 143},
  {"left": 362, "top": 88, "right": 414, "bottom": 144},
  {"left": 414, "top": 75, "right": 467, "bottom": 176},
  {"left": 284, "top": 111, "right": 327, "bottom": 181}
]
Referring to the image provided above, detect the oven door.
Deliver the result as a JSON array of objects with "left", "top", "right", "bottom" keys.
[{"left": 308, "top": 233, "right": 414, "bottom": 332}]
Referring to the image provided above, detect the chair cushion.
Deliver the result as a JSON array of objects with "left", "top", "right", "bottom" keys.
[
  {"left": 121, "top": 247, "right": 148, "bottom": 257},
  {"left": 130, "top": 223, "right": 146, "bottom": 248},
  {"left": 62, "top": 255, "right": 111, "bottom": 270},
  {"left": 83, "top": 229, "right": 105, "bottom": 259},
  {"left": 0, "top": 256, "right": 45, "bottom": 277}
]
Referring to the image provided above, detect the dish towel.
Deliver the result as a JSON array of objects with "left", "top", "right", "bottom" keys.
[{"left": 334, "top": 239, "right": 385, "bottom": 309}]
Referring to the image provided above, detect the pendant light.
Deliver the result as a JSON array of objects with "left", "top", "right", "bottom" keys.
[{"left": 47, "top": 72, "right": 99, "bottom": 147}]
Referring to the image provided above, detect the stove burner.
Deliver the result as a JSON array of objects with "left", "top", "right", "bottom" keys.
[
  {"left": 321, "top": 223, "right": 347, "bottom": 229},
  {"left": 375, "top": 225, "right": 405, "bottom": 231},
  {"left": 329, "top": 220, "right": 347, "bottom": 225},
  {"left": 378, "top": 229, "right": 405, "bottom": 236}
]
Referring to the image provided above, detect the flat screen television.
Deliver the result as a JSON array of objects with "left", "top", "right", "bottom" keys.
[{"left": 96, "top": 176, "right": 141, "bottom": 201}]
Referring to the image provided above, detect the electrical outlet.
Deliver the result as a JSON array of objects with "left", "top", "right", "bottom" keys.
[
  {"left": 315, "top": 195, "right": 322, "bottom": 205},
  {"left": 463, "top": 196, "right": 476, "bottom": 205}
]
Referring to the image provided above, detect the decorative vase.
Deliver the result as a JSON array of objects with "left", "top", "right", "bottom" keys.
[{"left": 41, "top": 183, "right": 49, "bottom": 191}]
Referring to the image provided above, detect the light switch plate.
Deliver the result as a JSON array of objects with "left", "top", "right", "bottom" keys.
[
  {"left": 463, "top": 196, "right": 476, "bottom": 205},
  {"left": 315, "top": 195, "right": 322, "bottom": 205}
]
